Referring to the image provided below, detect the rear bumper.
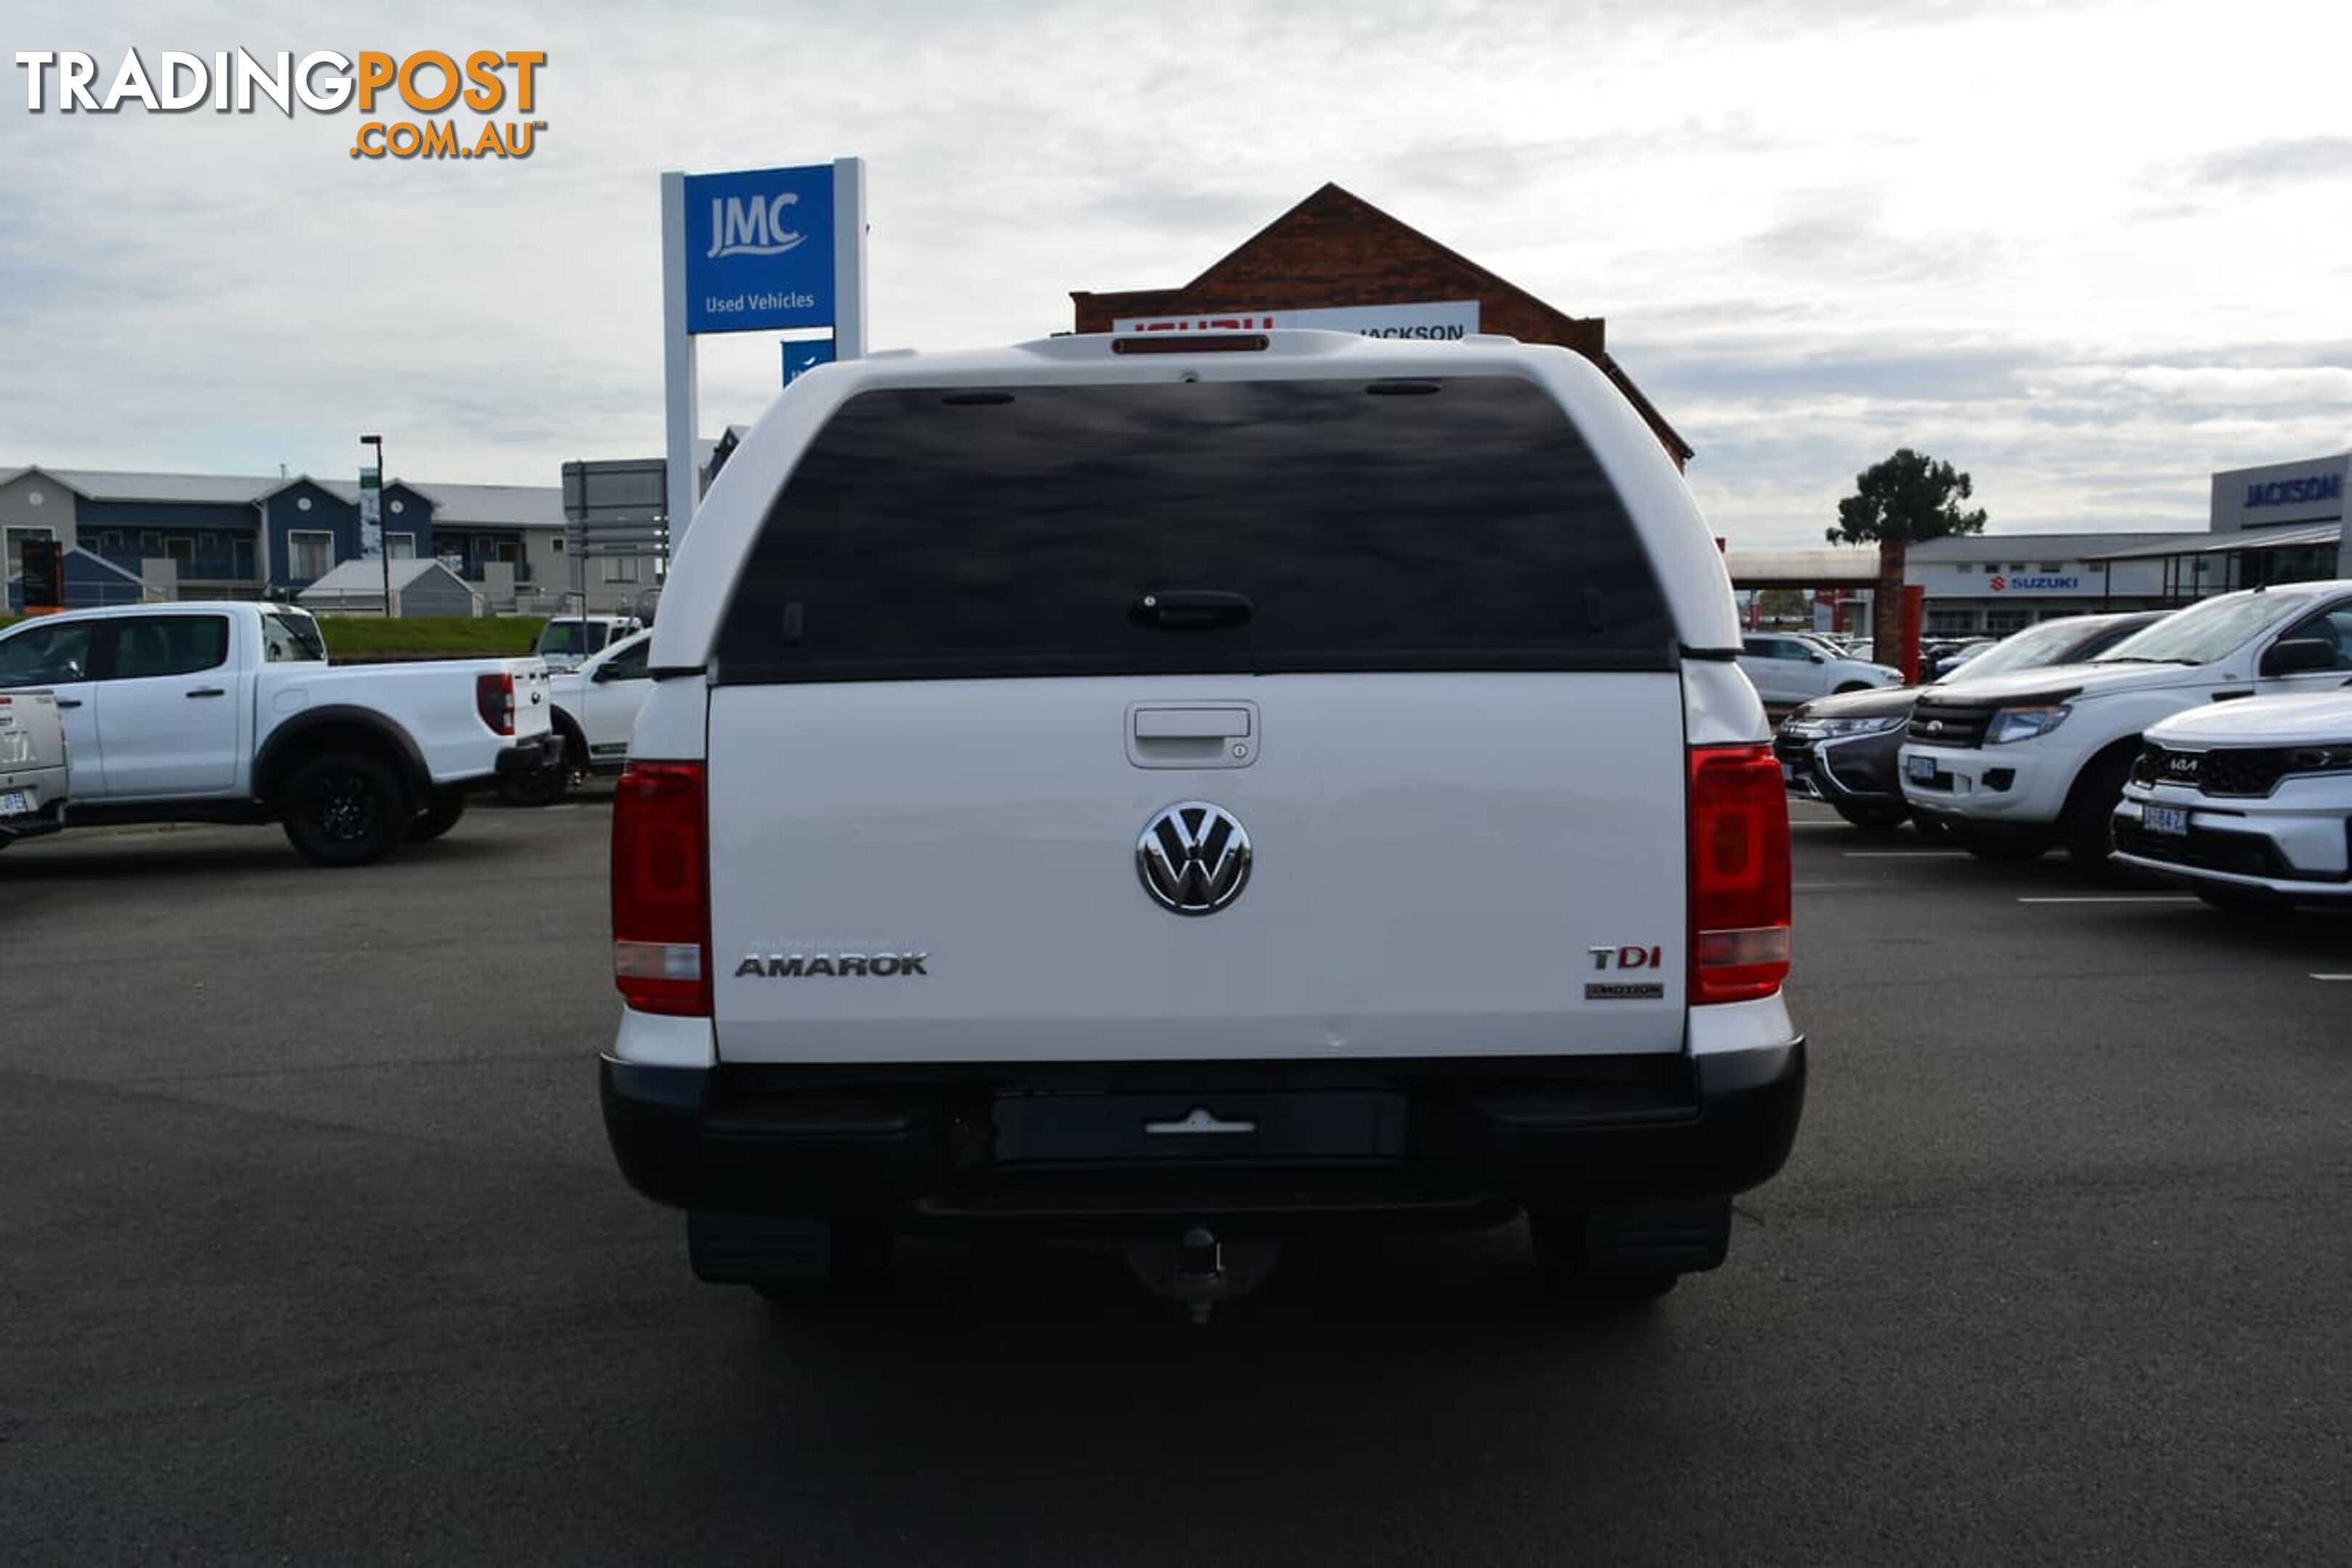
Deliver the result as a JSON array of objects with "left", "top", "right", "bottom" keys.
[
  {"left": 599, "top": 1042, "right": 1805, "bottom": 1236},
  {"left": 489, "top": 732, "right": 565, "bottom": 783},
  {"left": 0, "top": 793, "right": 68, "bottom": 843}
]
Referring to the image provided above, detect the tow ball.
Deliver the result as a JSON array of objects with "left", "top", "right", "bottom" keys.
[{"left": 1125, "top": 1226, "right": 1280, "bottom": 1324}]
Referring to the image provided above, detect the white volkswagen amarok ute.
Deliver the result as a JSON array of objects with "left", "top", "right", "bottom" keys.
[{"left": 599, "top": 329, "right": 1804, "bottom": 1315}]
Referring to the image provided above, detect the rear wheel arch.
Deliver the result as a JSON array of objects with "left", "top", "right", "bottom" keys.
[{"left": 256, "top": 710, "right": 428, "bottom": 814}]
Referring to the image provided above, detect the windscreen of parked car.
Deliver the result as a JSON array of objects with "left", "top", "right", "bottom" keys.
[
  {"left": 1942, "top": 618, "right": 2109, "bottom": 683},
  {"left": 716, "top": 375, "right": 1675, "bottom": 682},
  {"left": 537, "top": 623, "right": 589, "bottom": 663},
  {"left": 2093, "top": 590, "right": 2321, "bottom": 667}
]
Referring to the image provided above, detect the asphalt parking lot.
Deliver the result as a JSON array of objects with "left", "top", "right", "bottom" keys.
[{"left": 3, "top": 797, "right": 2347, "bottom": 1565}]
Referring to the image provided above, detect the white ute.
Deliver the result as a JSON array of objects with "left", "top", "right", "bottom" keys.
[
  {"left": 1901, "top": 581, "right": 2352, "bottom": 869},
  {"left": 0, "top": 686, "right": 70, "bottom": 849},
  {"left": 0, "top": 601, "right": 560, "bottom": 864},
  {"left": 497, "top": 629, "right": 654, "bottom": 804},
  {"left": 598, "top": 330, "right": 1805, "bottom": 1315}
]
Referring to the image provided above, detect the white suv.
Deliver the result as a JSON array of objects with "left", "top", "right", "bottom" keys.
[
  {"left": 597, "top": 330, "right": 1804, "bottom": 1314},
  {"left": 2112, "top": 690, "right": 2352, "bottom": 907},
  {"left": 1736, "top": 632, "right": 1903, "bottom": 708},
  {"left": 1902, "top": 581, "right": 2352, "bottom": 869}
]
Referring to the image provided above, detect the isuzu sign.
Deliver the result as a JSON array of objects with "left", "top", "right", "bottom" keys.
[
  {"left": 1113, "top": 301, "right": 1481, "bottom": 341},
  {"left": 683, "top": 163, "right": 836, "bottom": 334}
]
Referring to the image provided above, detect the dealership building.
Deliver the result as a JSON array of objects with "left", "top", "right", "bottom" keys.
[
  {"left": 1071, "top": 182, "right": 1694, "bottom": 469},
  {"left": 1894, "top": 450, "right": 2349, "bottom": 636}
]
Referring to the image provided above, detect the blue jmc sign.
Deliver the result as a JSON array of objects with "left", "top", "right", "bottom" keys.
[{"left": 684, "top": 164, "right": 836, "bottom": 335}]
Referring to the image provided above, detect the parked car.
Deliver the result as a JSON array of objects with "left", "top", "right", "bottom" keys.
[
  {"left": 1736, "top": 632, "right": 1903, "bottom": 709},
  {"left": 1777, "top": 611, "right": 2169, "bottom": 830},
  {"left": 497, "top": 629, "right": 653, "bottom": 804},
  {"left": 2111, "top": 690, "right": 2352, "bottom": 908},
  {"left": 600, "top": 327, "right": 1804, "bottom": 1313},
  {"left": 1932, "top": 639, "right": 1997, "bottom": 678},
  {"left": 1902, "top": 581, "right": 2352, "bottom": 869},
  {"left": 534, "top": 614, "right": 644, "bottom": 674},
  {"left": 0, "top": 602, "right": 559, "bottom": 865},
  {"left": 0, "top": 686, "right": 70, "bottom": 849}
]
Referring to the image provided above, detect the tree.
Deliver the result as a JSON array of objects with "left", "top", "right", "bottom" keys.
[{"left": 1828, "top": 448, "right": 1988, "bottom": 668}]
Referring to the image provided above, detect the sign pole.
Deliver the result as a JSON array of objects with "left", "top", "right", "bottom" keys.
[
  {"left": 359, "top": 433, "right": 388, "bottom": 617},
  {"left": 832, "top": 157, "right": 867, "bottom": 362},
  {"left": 661, "top": 171, "right": 700, "bottom": 547}
]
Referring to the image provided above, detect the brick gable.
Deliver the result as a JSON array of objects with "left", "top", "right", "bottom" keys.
[{"left": 1071, "top": 183, "right": 1690, "bottom": 467}]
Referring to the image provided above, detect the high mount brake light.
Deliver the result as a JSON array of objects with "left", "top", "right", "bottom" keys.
[
  {"left": 1687, "top": 744, "right": 1793, "bottom": 1005},
  {"left": 1110, "top": 334, "right": 1270, "bottom": 355}
]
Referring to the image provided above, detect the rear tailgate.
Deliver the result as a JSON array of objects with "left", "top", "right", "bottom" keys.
[
  {"left": 708, "top": 674, "right": 1688, "bottom": 1063},
  {"left": 503, "top": 659, "right": 554, "bottom": 741},
  {"left": 0, "top": 690, "right": 70, "bottom": 817},
  {"left": 696, "top": 365, "right": 1696, "bottom": 1066}
]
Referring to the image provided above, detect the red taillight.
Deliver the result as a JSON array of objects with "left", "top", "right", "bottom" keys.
[
  {"left": 1688, "top": 744, "right": 1792, "bottom": 1005},
  {"left": 475, "top": 672, "right": 516, "bottom": 736},
  {"left": 612, "top": 761, "right": 710, "bottom": 1016}
]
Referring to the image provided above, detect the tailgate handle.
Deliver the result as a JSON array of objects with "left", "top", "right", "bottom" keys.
[
  {"left": 1130, "top": 589, "right": 1253, "bottom": 630},
  {"left": 1134, "top": 707, "right": 1250, "bottom": 740},
  {"left": 1127, "top": 702, "right": 1258, "bottom": 769}
]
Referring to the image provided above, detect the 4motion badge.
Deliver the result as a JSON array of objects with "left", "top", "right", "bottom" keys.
[{"left": 1586, "top": 942, "right": 1667, "bottom": 1001}]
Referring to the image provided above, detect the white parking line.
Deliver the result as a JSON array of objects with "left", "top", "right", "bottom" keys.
[
  {"left": 2015, "top": 895, "right": 2197, "bottom": 904},
  {"left": 2312, "top": 974, "right": 2352, "bottom": 982}
]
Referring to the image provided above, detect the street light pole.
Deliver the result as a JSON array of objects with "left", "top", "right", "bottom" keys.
[{"left": 360, "top": 433, "right": 389, "bottom": 617}]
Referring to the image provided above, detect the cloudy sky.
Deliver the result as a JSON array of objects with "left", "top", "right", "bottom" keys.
[{"left": 5, "top": 0, "right": 2348, "bottom": 547}]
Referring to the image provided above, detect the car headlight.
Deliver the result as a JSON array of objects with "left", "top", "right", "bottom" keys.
[
  {"left": 2287, "top": 743, "right": 2352, "bottom": 772},
  {"left": 1811, "top": 714, "right": 1907, "bottom": 738},
  {"left": 1985, "top": 703, "right": 2072, "bottom": 745}
]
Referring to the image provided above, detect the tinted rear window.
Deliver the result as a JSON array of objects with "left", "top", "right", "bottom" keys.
[{"left": 715, "top": 375, "right": 1675, "bottom": 683}]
